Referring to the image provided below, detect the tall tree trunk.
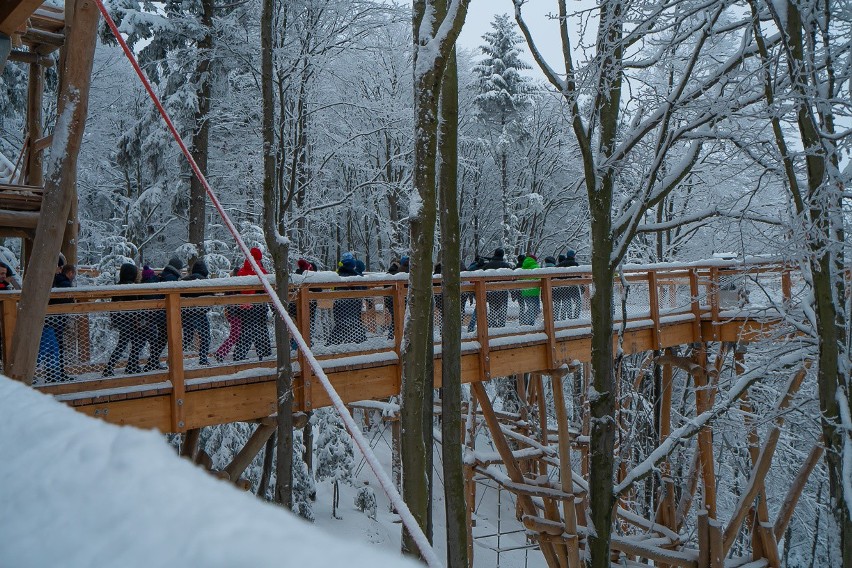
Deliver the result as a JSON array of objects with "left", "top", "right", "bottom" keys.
[
  {"left": 403, "top": 0, "right": 469, "bottom": 558},
  {"left": 8, "top": 0, "right": 98, "bottom": 383},
  {"left": 261, "top": 0, "right": 293, "bottom": 509},
  {"left": 188, "top": 0, "right": 214, "bottom": 255},
  {"left": 782, "top": 4, "right": 850, "bottom": 563},
  {"left": 586, "top": 2, "right": 624, "bottom": 566},
  {"left": 437, "top": 47, "right": 467, "bottom": 568}
]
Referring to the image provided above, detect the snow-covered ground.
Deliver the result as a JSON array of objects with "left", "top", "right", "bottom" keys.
[
  {"left": 0, "top": 373, "right": 542, "bottom": 567},
  {"left": 0, "top": 375, "right": 421, "bottom": 568}
]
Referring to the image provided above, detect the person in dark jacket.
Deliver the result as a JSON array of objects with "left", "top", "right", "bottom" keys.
[
  {"left": 465, "top": 256, "right": 487, "bottom": 332},
  {"left": 328, "top": 253, "right": 366, "bottom": 345},
  {"left": 483, "top": 248, "right": 513, "bottom": 328},
  {"left": 103, "top": 263, "right": 144, "bottom": 377},
  {"left": 233, "top": 247, "right": 272, "bottom": 361},
  {"left": 557, "top": 250, "right": 582, "bottom": 319},
  {"left": 145, "top": 256, "right": 184, "bottom": 371},
  {"left": 44, "top": 262, "right": 77, "bottom": 382},
  {"left": 181, "top": 259, "right": 211, "bottom": 366},
  {"left": 384, "top": 257, "right": 406, "bottom": 340}
]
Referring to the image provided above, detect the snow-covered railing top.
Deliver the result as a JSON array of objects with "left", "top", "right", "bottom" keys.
[{"left": 0, "top": 257, "right": 795, "bottom": 298}]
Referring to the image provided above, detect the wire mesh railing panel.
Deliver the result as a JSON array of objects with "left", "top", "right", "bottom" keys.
[
  {"left": 12, "top": 263, "right": 796, "bottom": 388},
  {"left": 616, "top": 280, "right": 651, "bottom": 321},
  {"left": 551, "top": 280, "right": 585, "bottom": 323},
  {"left": 309, "top": 288, "right": 394, "bottom": 356}
]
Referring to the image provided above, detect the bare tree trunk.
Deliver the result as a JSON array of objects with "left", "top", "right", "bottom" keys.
[
  {"left": 402, "top": 0, "right": 469, "bottom": 558},
  {"left": 8, "top": 0, "right": 98, "bottom": 383},
  {"left": 188, "top": 0, "right": 214, "bottom": 256},
  {"left": 261, "top": 0, "right": 293, "bottom": 509},
  {"left": 438, "top": 46, "right": 466, "bottom": 568}
]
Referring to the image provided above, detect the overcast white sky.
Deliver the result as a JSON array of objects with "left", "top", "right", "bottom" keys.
[{"left": 457, "top": 1, "right": 565, "bottom": 72}]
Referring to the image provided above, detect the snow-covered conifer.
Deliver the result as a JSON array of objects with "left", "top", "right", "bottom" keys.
[{"left": 314, "top": 407, "right": 354, "bottom": 519}]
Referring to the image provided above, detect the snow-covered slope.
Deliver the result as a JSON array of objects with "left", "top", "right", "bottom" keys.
[{"left": 0, "top": 375, "right": 419, "bottom": 568}]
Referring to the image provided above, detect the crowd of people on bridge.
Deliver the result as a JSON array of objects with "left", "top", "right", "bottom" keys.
[{"left": 28, "top": 245, "right": 584, "bottom": 382}]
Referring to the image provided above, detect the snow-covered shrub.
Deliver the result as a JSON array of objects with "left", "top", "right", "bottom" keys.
[
  {"left": 354, "top": 484, "right": 377, "bottom": 520},
  {"left": 315, "top": 408, "right": 354, "bottom": 519},
  {"left": 96, "top": 235, "right": 138, "bottom": 285},
  {"left": 292, "top": 431, "right": 316, "bottom": 522}
]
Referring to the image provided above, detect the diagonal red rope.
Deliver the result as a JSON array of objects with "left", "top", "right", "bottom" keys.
[{"left": 92, "top": 3, "right": 440, "bottom": 565}]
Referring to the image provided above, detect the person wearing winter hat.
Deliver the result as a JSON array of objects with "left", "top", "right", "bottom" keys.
[
  {"left": 103, "top": 263, "right": 145, "bottom": 377},
  {"left": 233, "top": 247, "right": 272, "bottom": 361},
  {"left": 145, "top": 255, "right": 185, "bottom": 371},
  {"left": 328, "top": 253, "right": 367, "bottom": 345},
  {"left": 557, "top": 249, "right": 581, "bottom": 319},
  {"left": 482, "top": 247, "right": 513, "bottom": 327},
  {"left": 296, "top": 258, "right": 312, "bottom": 274},
  {"left": 42, "top": 263, "right": 77, "bottom": 382},
  {"left": 181, "top": 259, "right": 212, "bottom": 366},
  {"left": 399, "top": 256, "right": 410, "bottom": 273},
  {"left": 520, "top": 254, "right": 542, "bottom": 325}
]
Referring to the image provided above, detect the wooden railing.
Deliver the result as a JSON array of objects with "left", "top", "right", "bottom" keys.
[{"left": 0, "top": 260, "right": 796, "bottom": 430}]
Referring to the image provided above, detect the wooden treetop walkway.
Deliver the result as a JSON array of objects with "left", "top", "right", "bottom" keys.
[{"left": 0, "top": 260, "right": 795, "bottom": 433}]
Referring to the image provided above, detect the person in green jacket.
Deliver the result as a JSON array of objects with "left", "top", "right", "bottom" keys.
[{"left": 520, "top": 255, "right": 541, "bottom": 325}]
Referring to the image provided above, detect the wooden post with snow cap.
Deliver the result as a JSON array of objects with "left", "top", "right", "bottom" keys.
[
  {"left": 165, "top": 292, "right": 186, "bottom": 432},
  {"left": 7, "top": 0, "right": 99, "bottom": 384}
]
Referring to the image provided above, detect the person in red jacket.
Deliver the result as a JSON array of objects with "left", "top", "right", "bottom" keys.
[{"left": 233, "top": 247, "right": 272, "bottom": 361}]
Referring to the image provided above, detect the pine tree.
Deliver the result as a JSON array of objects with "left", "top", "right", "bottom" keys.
[
  {"left": 473, "top": 14, "right": 531, "bottom": 126},
  {"left": 291, "top": 430, "right": 316, "bottom": 522},
  {"left": 473, "top": 13, "right": 531, "bottom": 254},
  {"left": 314, "top": 408, "right": 354, "bottom": 519}
]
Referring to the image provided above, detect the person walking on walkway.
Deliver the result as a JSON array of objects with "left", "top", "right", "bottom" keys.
[
  {"left": 44, "top": 261, "right": 76, "bottom": 382},
  {"left": 146, "top": 256, "right": 183, "bottom": 371},
  {"left": 103, "top": 263, "right": 145, "bottom": 377},
  {"left": 519, "top": 254, "right": 541, "bottom": 325},
  {"left": 558, "top": 250, "right": 582, "bottom": 319},
  {"left": 182, "top": 259, "right": 212, "bottom": 366},
  {"left": 483, "top": 248, "right": 513, "bottom": 328},
  {"left": 328, "top": 253, "right": 367, "bottom": 345},
  {"left": 234, "top": 247, "right": 272, "bottom": 361},
  {"left": 215, "top": 267, "right": 243, "bottom": 363}
]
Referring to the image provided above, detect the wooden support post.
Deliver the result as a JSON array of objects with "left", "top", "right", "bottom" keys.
[
  {"left": 223, "top": 422, "right": 277, "bottom": 481},
  {"left": 708, "top": 268, "right": 720, "bottom": 340},
  {"left": 464, "top": 464, "right": 475, "bottom": 568},
  {"left": 648, "top": 271, "right": 660, "bottom": 349},
  {"left": 473, "top": 279, "right": 490, "bottom": 381},
  {"left": 722, "top": 367, "right": 807, "bottom": 555},
  {"left": 26, "top": 62, "right": 43, "bottom": 186},
  {"left": 7, "top": 0, "right": 99, "bottom": 384},
  {"left": 390, "top": 415, "right": 401, "bottom": 512},
  {"left": 2, "top": 298, "right": 16, "bottom": 365},
  {"left": 781, "top": 270, "right": 792, "bottom": 304},
  {"left": 655, "top": 357, "right": 676, "bottom": 532},
  {"left": 551, "top": 371, "right": 582, "bottom": 568},
  {"left": 180, "top": 428, "right": 201, "bottom": 460},
  {"left": 689, "top": 269, "right": 702, "bottom": 342},
  {"left": 692, "top": 345, "right": 717, "bottom": 518},
  {"left": 392, "top": 280, "right": 405, "bottom": 392},
  {"left": 773, "top": 444, "right": 823, "bottom": 540},
  {"left": 165, "top": 292, "right": 186, "bottom": 432},
  {"left": 535, "top": 374, "right": 549, "bottom": 477},
  {"left": 709, "top": 517, "right": 724, "bottom": 568},
  {"left": 470, "top": 382, "right": 561, "bottom": 566},
  {"left": 296, "top": 286, "right": 311, "bottom": 412},
  {"left": 541, "top": 276, "right": 556, "bottom": 369}
]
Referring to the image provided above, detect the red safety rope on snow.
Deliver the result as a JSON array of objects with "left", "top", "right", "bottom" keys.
[{"left": 92, "top": 3, "right": 440, "bottom": 565}]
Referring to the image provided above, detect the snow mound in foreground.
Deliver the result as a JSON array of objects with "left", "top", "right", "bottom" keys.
[{"left": 0, "top": 376, "right": 418, "bottom": 567}]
